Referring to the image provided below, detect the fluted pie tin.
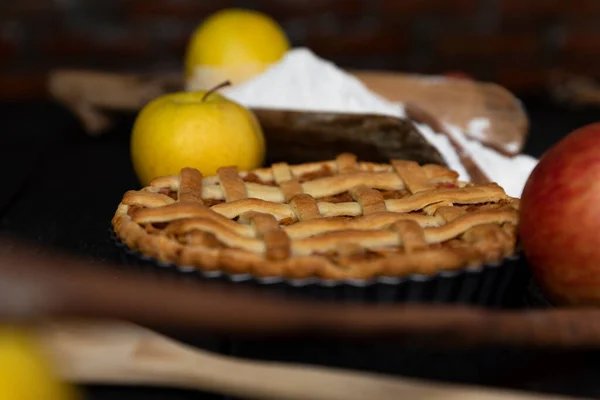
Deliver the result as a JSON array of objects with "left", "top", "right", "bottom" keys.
[{"left": 110, "top": 228, "right": 529, "bottom": 308}]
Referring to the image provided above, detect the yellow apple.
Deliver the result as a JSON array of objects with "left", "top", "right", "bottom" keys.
[
  {"left": 0, "top": 326, "right": 78, "bottom": 400},
  {"left": 184, "top": 8, "right": 290, "bottom": 90},
  {"left": 131, "top": 85, "right": 265, "bottom": 186}
]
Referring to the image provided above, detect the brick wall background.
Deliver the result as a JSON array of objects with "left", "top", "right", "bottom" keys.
[{"left": 1, "top": 0, "right": 600, "bottom": 100}]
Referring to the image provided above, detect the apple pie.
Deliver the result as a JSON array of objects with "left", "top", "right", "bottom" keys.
[{"left": 112, "top": 153, "right": 519, "bottom": 280}]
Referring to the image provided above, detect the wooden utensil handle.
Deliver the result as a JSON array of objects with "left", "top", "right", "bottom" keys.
[
  {"left": 47, "top": 68, "right": 529, "bottom": 156},
  {"left": 1, "top": 235, "right": 600, "bottom": 349},
  {"left": 37, "top": 320, "right": 575, "bottom": 400}
]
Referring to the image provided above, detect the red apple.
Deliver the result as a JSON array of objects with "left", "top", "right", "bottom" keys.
[{"left": 521, "top": 122, "right": 600, "bottom": 306}]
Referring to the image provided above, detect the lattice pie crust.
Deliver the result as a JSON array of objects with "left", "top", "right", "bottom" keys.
[{"left": 112, "top": 153, "right": 519, "bottom": 279}]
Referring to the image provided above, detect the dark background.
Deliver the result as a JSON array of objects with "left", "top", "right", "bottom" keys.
[{"left": 2, "top": 0, "right": 600, "bottom": 100}]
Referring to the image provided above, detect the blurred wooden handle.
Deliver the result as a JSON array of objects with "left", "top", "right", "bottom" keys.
[
  {"left": 353, "top": 70, "right": 529, "bottom": 155},
  {"left": 2, "top": 234, "right": 600, "bottom": 349},
  {"left": 36, "top": 320, "right": 574, "bottom": 400},
  {"left": 47, "top": 69, "right": 528, "bottom": 155},
  {"left": 47, "top": 70, "right": 182, "bottom": 134}
]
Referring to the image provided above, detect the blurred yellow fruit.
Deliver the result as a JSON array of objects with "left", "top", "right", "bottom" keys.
[
  {"left": 185, "top": 8, "right": 290, "bottom": 90},
  {"left": 131, "top": 88, "right": 266, "bottom": 186},
  {"left": 0, "top": 326, "right": 77, "bottom": 400}
]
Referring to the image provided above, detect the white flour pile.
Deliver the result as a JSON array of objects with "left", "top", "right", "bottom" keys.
[
  {"left": 445, "top": 124, "right": 537, "bottom": 198},
  {"left": 224, "top": 48, "right": 406, "bottom": 117},
  {"left": 224, "top": 47, "right": 537, "bottom": 197}
]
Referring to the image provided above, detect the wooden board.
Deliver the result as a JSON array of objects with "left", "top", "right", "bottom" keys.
[
  {"left": 1, "top": 236, "right": 600, "bottom": 350},
  {"left": 35, "top": 320, "right": 578, "bottom": 400},
  {"left": 353, "top": 70, "right": 529, "bottom": 155},
  {"left": 47, "top": 69, "right": 529, "bottom": 156}
]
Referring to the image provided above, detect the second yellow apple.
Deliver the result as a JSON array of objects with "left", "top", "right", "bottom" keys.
[{"left": 184, "top": 8, "right": 290, "bottom": 90}]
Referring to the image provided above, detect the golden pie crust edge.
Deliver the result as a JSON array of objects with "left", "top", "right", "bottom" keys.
[{"left": 111, "top": 153, "right": 520, "bottom": 280}]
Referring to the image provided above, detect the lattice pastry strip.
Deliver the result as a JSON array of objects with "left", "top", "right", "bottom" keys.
[
  {"left": 350, "top": 185, "right": 387, "bottom": 215},
  {"left": 146, "top": 154, "right": 460, "bottom": 200},
  {"left": 272, "top": 162, "right": 303, "bottom": 201},
  {"left": 392, "top": 220, "right": 428, "bottom": 253},
  {"left": 290, "top": 194, "right": 321, "bottom": 221},
  {"left": 113, "top": 153, "right": 520, "bottom": 279},
  {"left": 123, "top": 190, "right": 175, "bottom": 208},
  {"left": 336, "top": 153, "right": 357, "bottom": 173},
  {"left": 130, "top": 202, "right": 445, "bottom": 240},
  {"left": 272, "top": 162, "right": 294, "bottom": 183},
  {"left": 131, "top": 204, "right": 516, "bottom": 257},
  {"left": 217, "top": 166, "right": 248, "bottom": 202},
  {"left": 247, "top": 212, "right": 291, "bottom": 260},
  {"left": 392, "top": 160, "right": 431, "bottom": 194},
  {"left": 178, "top": 167, "right": 204, "bottom": 203},
  {"left": 158, "top": 153, "right": 460, "bottom": 203},
  {"left": 208, "top": 184, "right": 508, "bottom": 221}
]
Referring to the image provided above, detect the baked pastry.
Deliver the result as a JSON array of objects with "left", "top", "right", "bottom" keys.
[{"left": 112, "top": 153, "right": 519, "bottom": 280}]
